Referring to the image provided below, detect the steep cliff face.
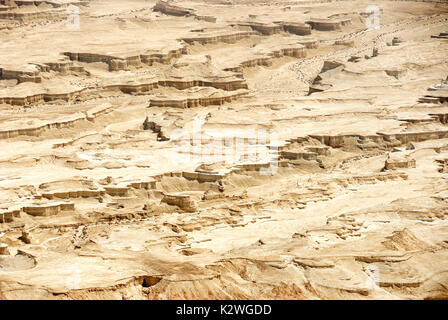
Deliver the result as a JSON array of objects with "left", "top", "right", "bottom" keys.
[
  {"left": 306, "top": 18, "right": 351, "bottom": 31},
  {"left": 181, "top": 31, "right": 258, "bottom": 45},
  {"left": 153, "top": 0, "right": 195, "bottom": 17},
  {"left": 149, "top": 89, "right": 248, "bottom": 108},
  {"left": 63, "top": 46, "right": 187, "bottom": 71}
]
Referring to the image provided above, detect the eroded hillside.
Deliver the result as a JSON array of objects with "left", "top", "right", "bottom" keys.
[{"left": 0, "top": 0, "right": 448, "bottom": 299}]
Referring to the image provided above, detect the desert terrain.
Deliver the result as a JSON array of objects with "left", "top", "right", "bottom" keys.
[{"left": 0, "top": 0, "right": 448, "bottom": 300}]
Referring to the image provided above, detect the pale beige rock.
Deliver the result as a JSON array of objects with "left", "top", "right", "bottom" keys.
[{"left": 0, "top": 0, "right": 447, "bottom": 301}]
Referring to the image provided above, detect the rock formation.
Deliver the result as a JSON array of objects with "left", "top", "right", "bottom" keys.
[{"left": 0, "top": 0, "right": 447, "bottom": 301}]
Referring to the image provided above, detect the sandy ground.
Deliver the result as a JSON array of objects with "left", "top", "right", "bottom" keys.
[{"left": 0, "top": 0, "right": 448, "bottom": 299}]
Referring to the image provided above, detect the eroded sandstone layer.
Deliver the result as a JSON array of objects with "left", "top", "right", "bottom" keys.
[{"left": 0, "top": 0, "right": 448, "bottom": 300}]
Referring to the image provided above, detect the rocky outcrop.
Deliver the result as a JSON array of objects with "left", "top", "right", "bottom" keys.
[
  {"left": 297, "top": 39, "right": 319, "bottom": 49},
  {"left": 106, "top": 78, "right": 248, "bottom": 94},
  {"left": 195, "top": 15, "right": 216, "bottom": 23},
  {"left": 0, "top": 6, "right": 9, "bottom": 12},
  {"left": 63, "top": 47, "right": 187, "bottom": 71},
  {"left": 0, "top": 105, "right": 111, "bottom": 139},
  {"left": 392, "top": 36, "right": 404, "bottom": 46},
  {"left": 418, "top": 96, "right": 442, "bottom": 104},
  {"left": 306, "top": 18, "right": 351, "bottom": 31},
  {"left": 39, "top": 189, "right": 105, "bottom": 200},
  {"left": 162, "top": 193, "right": 198, "bottom": 212},
  {"left": 420, "top": 92, "right": 448, "bottom": 104},
  {"left": 0, "top": 75, "right": 247, "bottom": 108},
  {"left": 128, "top": 180, "right": 156, "bottom": 190},
  {"left": 0, "top": 0, "right": 88, "bottom": 7},
  {"left": 431, "top": 113, "right": 448, "bottom": 124},
  {"left": 38, "top": 60, "right": 86, "bottom": 74},
  {"left": 153, "top": 1, "right": 216, "bottom": 24},
  {"left": 0, "top": 61, "right": 87, "bottom": 83},
  {"left": 143, "top": 119, "right": 169, "bottom": 141},
  {"left": 182, "top": 171, "right": 224, "bottom": 183},
  {"left": 34, "top": 177, "right": 156, "bottom": 202},
  {"left": 335, "top": 39, "right": 354, "bottom": 46},
  {"left": 0, "top": 244, "right": 9, "bottom": 255},
  {"left": 236, "top": 21, "right": 312, "bottom": 36},
  {"left": 321, "top": 60, "right": 345, "bottom": 73},
  {"left": 385, "top": 69, "right": 407, "bottom": 79},
  {"left": 379, "top": 130, "right": 448, "bottom": 145},
  {"left": 158, "top": 79, "right": 248, "bottom": 91},
  {"left": 153, "top": 0, "right": 194, "bottom": 16},
  {"left": 224, "top": 46, "right": 306, "bottom": 72},
  {"left": 310, "top": 130, "right": 448, "bottom": 149},
  {"left": 385, "top": 157, "right": 416, "bottom": 170},
  {"left": 0, "top": 208, "right": 20, "bottom": 223},
  {"left": 281, "top": 151, "right": 318, "bottom": 161},
  {"left": 305, "top": 146, "right": 331, "bottom": 156},
  {"left": 431, "top": 32, "right": 448, "bottom": 39},
  {"left": 22, "top": 201, "right": 74, "bottom": 217},
  {"left": 280, "top": 22, "right": 312, "bottom": 35},
  {"left": 86, "top": 104, "right": 112, "bottom": 121},
  {"left": 0, "top": 67, "right": 41, "bottom": 83},
  {"left": 319, "top": 172, "right": 408, "bottom": 188},
  {"left": 308, "top": 60, "right": 344, "bottom": 94},
  {"left": 0, "top": 88, "right": 85, "bottom": 106},
  {"left": 436, "top": 159, "right": 448, "bottom": 173},
  {"left": 237, "top": 22, "right": 284, "bottom": 35},
  {"left": 180, "top": 31, "right": 257, "bottom": 45},
  {"left": 149, "top": 90, "right": 248, "bottom": 108},
  {"left": 0, "top": 8, "right": 66, "bottom": 21},
  {"left": 0, "top": 113, "right": 85, "bottom": 139},
  {"left": 104, "top": 187, "right": 129, "bottom": 197}
]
